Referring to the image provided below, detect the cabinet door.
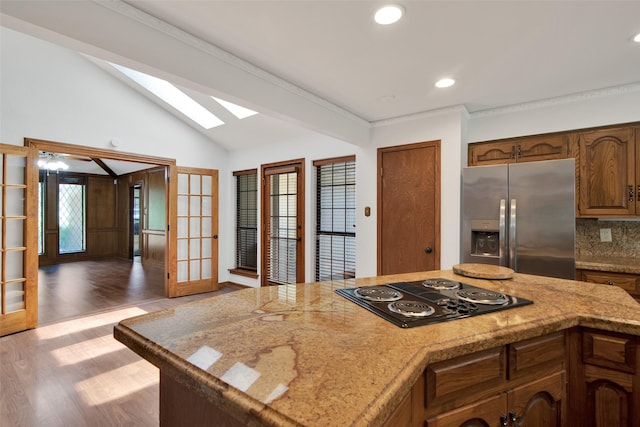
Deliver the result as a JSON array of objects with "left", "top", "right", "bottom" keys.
[
  {"left": 585, "top": 371, "right": 633, "bottom": 427},
  {"left": 508, "top": 372, "right": 564, "bottom": 427},
  {"left": 517, "top": 134, "right": 570, "bottom": 163},
  {"left": 426, "top": 394, "right": 506, "bottom": 427},
  {"left": 468, "top": 141, "right": 516, "bottom": 166},
  {"left": 578, "top": 127, "right": 636, "bottom": 216}
]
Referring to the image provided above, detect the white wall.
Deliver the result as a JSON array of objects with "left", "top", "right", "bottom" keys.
[
  {"left": 4, "top": 26, "right": 639, "bottom": 290},
  {"left": 0, "top": 27, "right": 234, "bottom": 278},
  {"left": 370, "top": 108, "right": 466, "bottom": 275},
  {"left": 228, "top": 108, "right": 466, "bottom": 287},
  {"left": 467, "top": 85, "right": 640, "bottom": 143},
  {"left": 0, "top": 28, "right": 229, "bottom": 166}
]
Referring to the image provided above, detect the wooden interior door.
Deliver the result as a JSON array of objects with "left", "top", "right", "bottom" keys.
[
  {"left": 378, "top": 141, "right": 441, "bottom": 275},
  {"left": 168, "top": 167, "right": 219, "bottom": 297},
  {"left": 261, "top": 159, "right": 305, "bottom": 286},
  {"left": 0, "top": 143, "right": 38, "bottom": 336}
]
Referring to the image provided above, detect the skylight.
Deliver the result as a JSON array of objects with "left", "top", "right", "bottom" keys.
[
  {"left": 109, "top": 62, "right": 224, "bottom": 129},
  {"left": 211, "top": 97, "right": 258, "bottom": 119}
]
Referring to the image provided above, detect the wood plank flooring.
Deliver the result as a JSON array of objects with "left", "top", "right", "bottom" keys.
[
  {"left": 38, "top": 258, "right": 166, "bottom": 325},
  {"left": 1, "top": 259, "right": 242, "bottom": 427}
]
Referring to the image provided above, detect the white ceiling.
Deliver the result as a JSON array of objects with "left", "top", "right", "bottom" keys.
[{"left": 2, "top": 1, "right": 640, "bottom": 151}]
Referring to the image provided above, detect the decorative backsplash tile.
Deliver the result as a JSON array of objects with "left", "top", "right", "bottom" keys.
[{"left": 576, "top": 219, "right": 640, "bottom": 258}]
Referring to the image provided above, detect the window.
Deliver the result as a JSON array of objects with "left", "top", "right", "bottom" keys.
[
  {"left": 233, "top": 170, "right": 257, "bottom": 275},
  {"left": 58, "top": 176, "right": 86, "bottom": 254},
  {"left": 314, "top": 156, "right": 356, "bottom": 281}
]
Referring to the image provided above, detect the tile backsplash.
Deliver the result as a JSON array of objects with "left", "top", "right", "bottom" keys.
[{"left": 576, "top": 219, "right": 640, "bottom": 258}]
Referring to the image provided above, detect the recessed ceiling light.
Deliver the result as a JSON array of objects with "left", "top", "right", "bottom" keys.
[
  {"left": 374, "top": 5, "right": 404, "bottom": 25},
  {"left": 634, "top": 33, "right": 640, "bottom": 42},
  {"left": 435, "top": 78, "right": 455, "bottom": 88}
]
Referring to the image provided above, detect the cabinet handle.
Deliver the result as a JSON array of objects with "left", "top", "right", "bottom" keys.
[
  {"left": 510, "top": 146, "right": 516, "bottom": 159},
  {"left": 516, "top": 144, "right": 522, "bottom": 158},
  {"left": 509, "top": 411, "right": 519, "bottom": 426},
  {"left": 500, "top": 415, "right": 508, "bottom": 427},
  {"left": 630, "top": 185, "right": 635, "bottom": 202}
]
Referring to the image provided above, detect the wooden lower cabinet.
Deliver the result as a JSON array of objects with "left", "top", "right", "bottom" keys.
[
  {"left": 567, "top": 328, "right": 640, "bottom": 427},
  {"left": 577, "top": 269, "right": 640, "bottom": 301},
  {"left": 425, "top": 372, "right": 565, "bottom": 427},
  {"left": 417, "top": 332, "right": 566, "bottom": 427},
  {"left": 425, "top": 372, "right": 564, "bottom": 427},
  {"left": 386, "top": 328, "right": 640, "bottom": 427},
  {"left": 508, "top": 372, "right": 564, "bottom": 426},
  {"left": 426, "top": 393, "right": 506, "bottom": 427}
]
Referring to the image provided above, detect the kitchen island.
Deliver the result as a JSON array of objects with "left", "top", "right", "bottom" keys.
[{"left": 114, "top": 270, "right": 640, "bottom": 426}]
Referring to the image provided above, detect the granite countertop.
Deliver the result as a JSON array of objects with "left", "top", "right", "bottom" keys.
[
  {"left": 576, "top": 255, "right": 640, "bottom": 274},
  {"left": 114, "top": 270, "right": 640, "bottom": 427}
]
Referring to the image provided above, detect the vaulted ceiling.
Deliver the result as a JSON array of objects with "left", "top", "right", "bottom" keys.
[{"left": 2, "top": 1, "right": 640, "bottom": 150}]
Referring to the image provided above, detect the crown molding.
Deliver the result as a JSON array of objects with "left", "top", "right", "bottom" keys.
[
  {"left": 98, "top": 0, "right": 369, "bottom": 127},
  {"left": 372, "top": 105, "right": 469, "bottom": 127},
  {"left": 470, "top": 83, "right": 640, "bottom": 119}
]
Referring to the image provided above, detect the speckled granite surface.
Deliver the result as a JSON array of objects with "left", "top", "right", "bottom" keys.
[
  {"left": 576, "top": 219, "right": 640, "bottom": 273},
  {"left": 576, "top": 255, "right": 640, "bottom": 274},
  {"left": 114, "top": 271, "right": 640, "bottom": 427}
]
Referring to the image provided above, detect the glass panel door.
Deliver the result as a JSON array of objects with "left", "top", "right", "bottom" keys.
[
  {"left": 262, "top": 160, "right": 305, "bottom": 286},
  {"left": 1, "top": 144, "right": 37, "bottom": 336},
  {"left": 170, "top": 167, "right": 218, "bottom": 297}
]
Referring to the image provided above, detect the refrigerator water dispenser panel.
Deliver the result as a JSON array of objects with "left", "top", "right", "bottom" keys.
[{"left": 471, "top": 220, "right": 499, "bottom": 257}]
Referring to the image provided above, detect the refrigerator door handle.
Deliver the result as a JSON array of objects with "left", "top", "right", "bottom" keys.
[
  {"left": 509, "top": 199, "right": 517, "bottom": 270},
  {"left": 499, "top": 199, "right": 507, "bottom": 266}
]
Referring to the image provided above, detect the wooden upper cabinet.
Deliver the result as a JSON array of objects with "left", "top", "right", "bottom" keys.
[
  {"left": 577, "top": 126, "right": 636, "bottom": 217},
  {"left": 468, "top": 140, "right": 517, "bottom": 165},
  {"left": 468, "top": 134, "right": 570, "bottom": 166}
]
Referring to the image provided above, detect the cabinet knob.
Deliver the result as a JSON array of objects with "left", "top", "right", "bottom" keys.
[
  {"left": 500, "top": 415, "right": 508, "bottom": 427},
  {"left": 424, "top": 246, "right": 433, "bottom": 254},
  {"left": 608, "top": 280, "right": 614, "bottom": 286}
]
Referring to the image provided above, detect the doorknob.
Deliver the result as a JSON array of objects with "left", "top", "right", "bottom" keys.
[{"left": 424, "top": 247, "right": 433, "bottom": 254}]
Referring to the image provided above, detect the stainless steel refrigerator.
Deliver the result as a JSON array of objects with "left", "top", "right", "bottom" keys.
[{"left": 461, "top": 158, "right": 575, "bottom": 279}]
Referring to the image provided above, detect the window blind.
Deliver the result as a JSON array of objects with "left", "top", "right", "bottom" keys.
[
  {"left": 314, "top": 156, "right": 356, "bottom": 281},
  {"left": 234, "top": 170, "right": 257, "bottom": 271}
]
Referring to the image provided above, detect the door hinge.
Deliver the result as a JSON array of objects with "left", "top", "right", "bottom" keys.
[
  {"left": 380, "top": 167, "right": 383, "bottom": 177},
  {"left": 167, "top": 224, "right": 170, "bottom": 232},
  {"left": 167, "top": 273, "right": 170, "bottom": 279}
]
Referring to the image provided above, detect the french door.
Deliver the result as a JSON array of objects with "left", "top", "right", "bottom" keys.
[
  {"left": 261, "top": 159, "right": 305, "bottom": 286},
  {"left": 168, "top": 167, "right": 219, "bottom": 297},
  {"left": 0, "top": 144, "right": 38, "bottom": 336}
]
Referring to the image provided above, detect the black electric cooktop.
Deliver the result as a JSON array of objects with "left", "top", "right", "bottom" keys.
[{"left": 335, "top": 278, "right": 532, "bottom": 328}]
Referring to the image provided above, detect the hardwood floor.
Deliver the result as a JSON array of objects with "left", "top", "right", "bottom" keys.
[
  {"left": 38, "top": 258, "right": 166, "bottom": 325},
  {"left": 1, "top": 259, "right": 242, "bottom": 427}
]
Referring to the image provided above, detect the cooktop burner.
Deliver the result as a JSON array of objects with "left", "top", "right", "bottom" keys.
[
  {"left": 455, "top": 289, "right": 508, "bottom": 305},
  {"left": 335, "top": 278, "right": 532, "bottom": 328},
  {"left": 388, "top": 300, "right": 435, "bottom": 317},
  {"left": 422, "top": 278, "right": 461, "bottom": 290},
  {"left": 354, "top": 286, "right": 403, "bottom": 302}
]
